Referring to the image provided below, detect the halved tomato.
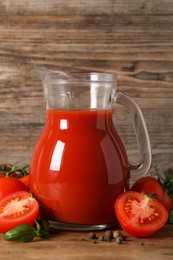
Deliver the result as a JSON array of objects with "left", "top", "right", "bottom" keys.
[
  {"left": 0, "top": 191, "right": 39, "bottom": 233},
  {"left": 115, "top": 191, "right": 168, "bottom": 237}
]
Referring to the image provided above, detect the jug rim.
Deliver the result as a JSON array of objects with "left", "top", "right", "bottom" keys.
[{"left": 31, "top": 66, "right": 117, "bottom": 83}]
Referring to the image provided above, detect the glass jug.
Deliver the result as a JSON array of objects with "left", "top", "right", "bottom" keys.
[{"left": 30, "top": 67, "right": 152, "bottom": 231}]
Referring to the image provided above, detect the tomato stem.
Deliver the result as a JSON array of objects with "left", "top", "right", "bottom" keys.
[
  {"left": 147, "top": 192, "right": 157, "bottom": 198},
  {"left": 0, "top": 163, "right": 29, "bottom": 178}
]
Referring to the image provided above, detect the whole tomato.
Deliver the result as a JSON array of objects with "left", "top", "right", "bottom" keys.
[
  {"left": 131, "top": 176, "right": 172, "bottom": 213},
  {"left": 19, "top": 175, "right": 30, "bottom": 188},
  {"left": 0, "top": 178, "right": 29, "bottom": 200},
  {"left": 0, "top": 163, "right": 30, "bottom": 189}
]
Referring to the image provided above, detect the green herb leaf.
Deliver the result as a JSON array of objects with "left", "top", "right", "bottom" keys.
[
  {"left": 168, "top": 210, "right": 173, "bottom": 224},
  {"left": 3, "top": 224, "right": 36, "bottom": 243},
  {"left": 35, "top": 220, "right": 41, "bottom": 232},
  {"left": 36, "top": 229, "right": 50, "bottom": 239},
  {"left": 162, "top": 176, "right": 173, "bottom": 199},
  {"left": 41, "top": 219, "right": 50, "bottom": 231},
  {"left": 35, "top": 219, "right": 50, "bottom": 239}
]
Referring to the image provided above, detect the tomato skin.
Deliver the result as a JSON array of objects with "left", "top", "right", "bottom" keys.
[
  {"left": 0, "top": 191, "right": 39, "bottom": 233},
  {"left": 0, "top": 178, "right": 29, "bottom": 200},
  {"left": 0, "top": 171, "right": 30, "bottom": 188},
  {"left": 19, "top": 175, "right": 30, "bottom": 188},
  {"left": 131, "top": 176, "right": 172, "bottom": 213},
  {"left": 115, "top": 191, "right": 168, "bottom": 238}
]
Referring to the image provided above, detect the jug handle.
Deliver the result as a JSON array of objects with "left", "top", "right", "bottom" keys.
[{"left": 115, "top": 91, "right": 152, "bottom": 176}]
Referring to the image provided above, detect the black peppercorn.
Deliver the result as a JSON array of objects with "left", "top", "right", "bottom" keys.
[
  {"left": 104, "top": 230, "right": 113, "bottom": 242},
  {"left": 88, "top": 232, "right": 96, "bottom": 239},
  {"left": 116, "top": 236, "right": 123, "bottom": 244},
  {"left": 98, "top": 235, "right": 104, "bottom": 241}
]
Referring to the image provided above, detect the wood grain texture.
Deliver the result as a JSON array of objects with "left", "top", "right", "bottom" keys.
[
  {"left": 0, "top": 0, "right": 173, "bottom": 180},
  {"left": 0, "top": 225, "right": 173, "bottom": 260}
]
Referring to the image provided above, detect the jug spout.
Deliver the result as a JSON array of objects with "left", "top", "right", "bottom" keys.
[
  {"left": 31, "top": 66, "right": 70, "bottom": 82},
  {"left": 31, "top": 66, "right": 48, "bottom": 80}
]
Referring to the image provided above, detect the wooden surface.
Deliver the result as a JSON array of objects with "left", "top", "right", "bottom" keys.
[
  {"left": 0, "top": 0, "right": 173, "bottom": 180},
  {"left": 0, "top": 224, "right": 173, "bottom": 260}
]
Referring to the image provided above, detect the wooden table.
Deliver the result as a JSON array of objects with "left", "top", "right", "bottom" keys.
[{"left": 0, "top": 224, "right": 173, "bottom": 260}]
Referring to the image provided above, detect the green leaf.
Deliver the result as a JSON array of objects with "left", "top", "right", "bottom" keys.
[
  {"left": 168, "top": 210, "right": 173, "bottom": 224},
  {"left": 163, "top": 176, "right": 173, "bottom": 196},
  {"left": 3, "top": 224, "right": 36, "bottom": 243},
  {"left": 36, "top": 229, "right": 50, "bottom": 239},
  {"left": 35, "top": 220, "right": 41, "bottom": 232},
  {"left": 35, "top": 219, "right": 50, "bottom": 239},
  {"left": 42, "top": 219, "right": 50, "bottom": 231}
]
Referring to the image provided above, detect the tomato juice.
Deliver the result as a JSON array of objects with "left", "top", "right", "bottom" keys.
[{"left": 30, "top": 109, "right": 130, "bottom": 225}]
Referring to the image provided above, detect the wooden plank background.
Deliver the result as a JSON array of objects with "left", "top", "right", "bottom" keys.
[{"left": 0, "top": 0, "right": 173, "bottom": 180}]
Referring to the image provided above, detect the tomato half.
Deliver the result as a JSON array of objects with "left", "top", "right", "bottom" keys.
[
  {"left": 0, "top": 178, "right": 29, "bottom": 200},
  {"left": 131, "top": 176, "right": 172, "bottom": 213},
  {"left": 0, "top": 191, "right": 39, "bottom": 233},
  {"left": 115, "top": 191, "right": 168, "bottom": 237}
]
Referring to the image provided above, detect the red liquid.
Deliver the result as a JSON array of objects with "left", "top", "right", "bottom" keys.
[{"left": 30, "top": 109, "right": 130, "bottom": 225}]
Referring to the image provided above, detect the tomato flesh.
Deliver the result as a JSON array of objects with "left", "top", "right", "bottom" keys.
[
  {"left": 115, "top": 191, "right": 168, "bottom": 237},
  {"left": 131, "top": 176, "right": 172, "bottom": 213},
  {"left": 0, "top": 191, "right": 39, "bottom": 233}
]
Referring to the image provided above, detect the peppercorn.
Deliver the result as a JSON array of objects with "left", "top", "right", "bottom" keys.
[
  {"left": 104, "top": 230, "right": 113, "bottom": 242},
  {"left": 98, "top": 235, "right": 104, "bottom": 241},
  {"left": 116, "top": 236, "right": 123, "bottom": 244},
  {"left": 113, "top": 230, "right": 121, "bottom": 239},
  {"left": 88, "top": 232, "right": 96, "bottom": 239},
  {"left": 120, "top": 234, "right": 126, "bottom": 241}
]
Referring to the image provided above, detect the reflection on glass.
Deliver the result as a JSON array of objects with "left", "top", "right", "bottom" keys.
[
  {"left": 90, "top": 83, "right": 97, "bottom": 108},
  {"left": 90, "top": 74, "right": 99, "bottom": 109},
  {"left": 60, "top": 119, "right": 68, "bottom": 130},
  {"left": 100, "top": 135, "right": 122, "bottom": 184},
  {"left": 50, "top": 140, "right": 65, "bottom": 171}
]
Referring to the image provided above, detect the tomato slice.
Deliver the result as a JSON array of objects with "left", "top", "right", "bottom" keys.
[
  {"left": 0, "top": 191, "right": 39, "bottom": 233},
  {"left": 115, "top": 191, "right": 168, "bottom": 237}
]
